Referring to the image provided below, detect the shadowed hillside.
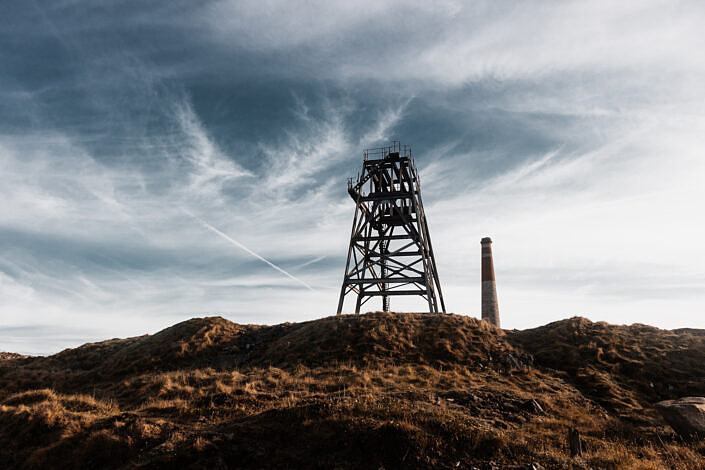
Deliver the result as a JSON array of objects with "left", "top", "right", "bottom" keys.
[
  {"left": 510, "top": 318, "right": 705, "bottom": 420},
  {"left": 1, "top": 313, "right": 704, "bottom": 469}
]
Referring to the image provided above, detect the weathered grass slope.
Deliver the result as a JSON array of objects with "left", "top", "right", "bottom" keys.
[{"left": 1, "top": 312, "right": 704, "bottom": 469}]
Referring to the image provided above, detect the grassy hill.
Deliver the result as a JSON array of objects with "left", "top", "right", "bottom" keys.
[{"left": 1, "top": 312, "right": 704, "bottom": 469}]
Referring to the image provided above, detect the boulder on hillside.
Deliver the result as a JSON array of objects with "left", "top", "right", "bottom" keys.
[{"left": 656, "top": 397, "right": 705, "bottom": 438}]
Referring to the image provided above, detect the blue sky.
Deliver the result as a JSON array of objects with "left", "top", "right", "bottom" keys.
[{"left": 1, "top": 1, "right": 704, "bottom": 354}]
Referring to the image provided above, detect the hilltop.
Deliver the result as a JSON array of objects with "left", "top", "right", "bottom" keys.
[{"left": 1, "top": 312, "right": 704, "bottom": 469}]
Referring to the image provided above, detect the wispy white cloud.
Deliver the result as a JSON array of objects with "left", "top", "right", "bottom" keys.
[
  {"left": 173, "top": 99, "right": 252, "bottom": 194},
  {"left": 1, "top": 0, "right": 704, "bottom": 354},
  {"left": 204, "top": 0, "right": 705, "bottom": 84},
  {"left": 257, "top": 102, "right": 348, "bottom": 197}
]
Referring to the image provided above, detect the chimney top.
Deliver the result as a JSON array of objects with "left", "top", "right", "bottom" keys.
[{"left": 481, "top": 237, "right": 492, "bottom": 244}]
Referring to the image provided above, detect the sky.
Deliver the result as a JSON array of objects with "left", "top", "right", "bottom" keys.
[{"left": 1, "top": 1, "right": 704, "bottom": 354}]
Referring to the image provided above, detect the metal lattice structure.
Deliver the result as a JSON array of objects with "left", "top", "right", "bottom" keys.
[{"left": 337, "top": 142, "right": 446, "bottom": 314}]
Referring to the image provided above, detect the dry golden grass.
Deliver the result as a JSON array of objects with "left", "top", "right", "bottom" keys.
[{"left": 1, "top": 312, "right": 704, "bottom": 469}]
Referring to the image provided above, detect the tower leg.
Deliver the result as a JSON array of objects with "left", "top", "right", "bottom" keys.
[
  {"left": 380, "top": 234, "right": 389, "bottom": 312},
  {"left": 336, "top": 284, "right": 346, "bottom": 314},
  {"left": 337, "top": 199, "right": 362, "bottom": 315}
]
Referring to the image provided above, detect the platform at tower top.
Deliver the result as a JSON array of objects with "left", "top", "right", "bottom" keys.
[{"left": 363, "top": 141, "right": 413, "bottom": 161}]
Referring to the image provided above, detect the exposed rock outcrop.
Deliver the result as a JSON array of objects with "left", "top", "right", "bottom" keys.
[{"left": 656, "top": 397, "right": 705, "bottom": 438}]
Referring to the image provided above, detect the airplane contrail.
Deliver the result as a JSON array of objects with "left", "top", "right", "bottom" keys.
[
  {"left": 184, "top": 210, "right": 316, "bottom": 292},
  {"left": 292, "top": 255, "right": 327, "bottom": 270}
]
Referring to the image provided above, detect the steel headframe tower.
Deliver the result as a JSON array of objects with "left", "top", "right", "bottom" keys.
[{"left": 337, "top": 142, "right": 446, "bottom": 314}]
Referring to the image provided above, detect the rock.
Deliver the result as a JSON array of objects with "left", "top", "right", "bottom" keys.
[
  {"left": 496, "top": 352, "right": 534, "bottom": 369},
  {"left": 656, "top": 397, "right": 705, "bottom": 438},
  {"left": 518, "top": 352, "right": 534, "bottom": 367},
  {"left": 520, "top": 398, "right": 544, "bottom": 414},
  {"left": 498, "top": 353, "right": 521, "bottom": 369}
]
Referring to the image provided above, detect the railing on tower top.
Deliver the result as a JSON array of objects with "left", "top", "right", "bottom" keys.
[{"left": 363, "top": 141, "right": 412, "bottom": 161}]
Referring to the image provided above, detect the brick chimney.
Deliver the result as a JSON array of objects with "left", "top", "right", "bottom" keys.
[{"left": 481, "top": 237, "right": 500, "bottom": 327}]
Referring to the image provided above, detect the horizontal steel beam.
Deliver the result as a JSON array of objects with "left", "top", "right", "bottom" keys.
[
  {"left": 360, "top": 191, "right": 412, "bottom": 202},
  {"left": 368, "top": 252, "right": 422, "bottom": 257},
  {"left": 362, "top": 290, "right": 429, "bottom": 296},
  {"left": 352, "top": 234, "right": 414, "bottom": 241},
  {"left": 345, "top": 277, "right": 425, "bottom": 284}
]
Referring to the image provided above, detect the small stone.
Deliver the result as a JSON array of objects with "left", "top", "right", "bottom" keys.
[
  {"left": 525, "top": 464, "right": 545, "bottom": 470},
  {"left": 520, "top": 398, "right": 544, "bottom": 414},
  {"left": 498, "top": 353, "right": 521, "bottom": 369}
]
